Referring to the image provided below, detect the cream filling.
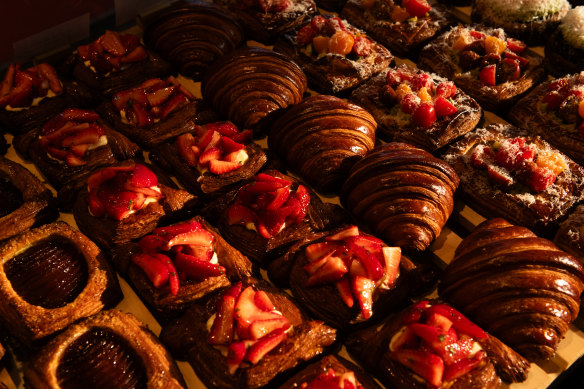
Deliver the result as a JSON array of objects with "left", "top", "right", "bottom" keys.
[{"left": 5, "top": 89, "right": 59, "bottom": 111}]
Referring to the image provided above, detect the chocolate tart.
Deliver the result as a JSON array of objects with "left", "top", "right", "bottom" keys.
[
  {"left": 24, "top": 309, "right": 186, "bottom": 389},
  {"left": 268, "top": 95, "right": 377, "bottom": 193},
  {"left": 114, "top": 216, "right": 254, "bottom": 321},
  {"left": 439, "top": 218, "right": 584, "bottom": 360},
  {"left": 201, "top": 46, "right": 307, "bottom": 135},
  {"left": 0, "top": 222, "right": 121, "bottom": 345},
  {"left": 544, "top": 7, "right": 584, "bottom": 77},
  {"left": 341, "top": 143, "right": 459, "bottom": 252},
  {"left": 143, "top": 0, "right": 246, "bottom": 80},
  {"left": 345, "top": 299, "right": 530, "bottom": 388},
  {"left": 350, "top": 65, "right": 482, "bottom": 151},
  {"left": 443, "top": 124, "right": 584, "bottom": 234},
  {"left": 0, "top": 157, "right": 57, "bottom": 242},
  {"left": 160, "top": 277, "right": 337, "bottom": 388}
]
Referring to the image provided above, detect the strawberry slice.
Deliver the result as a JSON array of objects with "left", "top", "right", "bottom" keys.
[
  {"left": 66, "top": 153, "right": 86, "bottom": 166},
  {"left": 234, "top": 287, "right": 285, "bottom": 339},
  {"left": 257, "top": 187, "right": 291, "bottom": 211},
  {"left": 70, "top": 143, "right": 90, "bottom": 157},
  {"left": 121, "top": 45, "right": 147, "bottom": 64},
  {"left": 223, "top": 149, "right": 248, "bottom": 164},
  {"left": 152, "top": 221, "right": 202, "bottom": 237},
  {"left": 254, "top": 290, "right": 277, "bottom": 312},
  {"left": 389, "top": 326, "right": 418, "bottom": 351},
  {"left": 60, "top": 126, "right": 102, "bottom": 147},
  {"left": 121, "top": 33, "right": 140, "bottom": 52},
  {"left": 434, "top": 96, "right": 458, "bottom": 117},
  {"left": 230, "top": 129, "right": 253, "bottom": 144},
  {"left": 130, "top": 102, "right": 153, "bottom": 127},
  {"left": 479, "top": 64, "right": 497, "bottom": 86},
  {"left": 140, "top": 78, "right": 166, "bottom": 91},
  {"left": 303, "top": 253, "right": 333, "bottom": 275},
  {"left": 425, "top": 304, "right": 487, "bottom": 339},
  {"left": 436, "top": 81, "right": 457, "bottom": 98},
  {"left": 176, "top": 133, "right": 198, "bottom": 166},
  {"left": 487, "top": 165, "right": 514, "bottom": 187},
  {"left": 227, "top": 340, "right": 249, "bottom": 375},
  {"left": 112, "top": 88, "right": 149, "bottom": 111},
  {"left": 131, "top": 163, "right": 159, "bottom": 188},
  {"left": 220, "top": 136, "right": 245, "bottom": 153},
  {"left": 382, "top": 246, "right": 401, "bottom": 286},
  {"left": 443, "top": 351, "right": 485, "bottom": 382},
  {"left": 37, "top": 63, "right": 63, "bottom": 94},
  {"left": 470, "top": 145, "right": 495, "bottom": 169},
  {"left": 88, "top": 189, "right": 105, "bottom": 217},
  {"left": 209, "top": 160, "right": 242, "bottom": 175},
  {"left": 389, "top": 349, "right": 444, "bottom": 387},
  {"left": 506, "top": 38, "right": 526, "bottom": 54},
  {"left": 139, "top": 234, "right": 165, "bottom": 253},
  {"left": 305, "top": 241, "right": 337, "bottom": 261},
  {"left": 246, "top": 328, "right": 287, "bottom": 364},
  {"left": 161, "top": 93, "right": 189, "bottom": 119},
  {"left": 409, "top": 323, "right": 458, "bottom": 357},
  {"left": 199, "top": 147, "right": 222, "bottom": 166},
  {"left": 208, "top": 294, "right": 237, "bottom": 345},
  {"left": 249, "top": 318, "right": 290, "bottom": 340},
  {"left": 336, "top": 278, "right": 354, "bottom": 307},
  {"left": 255, "top": 172, "right": 292, "bottom": 185},
  {"left": 147, "top": 85, "right": 176, "bottom": 106},
  {"left": 100, "top": 30, "right": 126, "bottom": 56},
  {"left": 163, "top": 228, "right": 214, "bottom": 250},
  {"left": 351, "top": 275, "right": 375, "bottom": 319},
  {"left": 61, "top": 108, "right": 100, "bottom": 122},
  {"left": 100, "top": 188, "right": 141, "bottom": 220},
  {"left": 326, "top": 226, "right": 360, "bottom": 241},
  {"left": 402, "top": 300, "right": 431, "bottom": 324},
  {"left": 227, "top": 203, "right": 257, "bottom": 225},
  {"left": 46, "top": 146, "right": 68, "bottom": 161},
  {"left": 403, "top": 0, "right": 431, "bottom": 17},
  {"left": 174, "top": 252, "right": 225, "bottom": 280},
  {"left": 131, "top": 253, "right": 170, "bottom": 288},
  {"left": 7, "top": 70, "right": 33, "bottom": 107},
  {"left": 346, "top": 240, "right": 384, "bottom": 281},
  {"left": 426, "top": 312, "right": 453, "bottom": 332},
  {"left": 206, "top": 122, "right": 240, "bottom": 137}
]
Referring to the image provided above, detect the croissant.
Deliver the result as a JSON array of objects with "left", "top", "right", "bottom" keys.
[
  {"left": 341, "top": 143, "right": 459, "bottom": 252},
  {"left": 268, "top": 95, "right": 377, "bottom": 193},
  {"left": 439, "top": 218, "right": 584, "bottom": 360}
]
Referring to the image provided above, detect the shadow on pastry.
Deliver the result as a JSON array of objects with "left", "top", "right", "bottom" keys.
[
  {"left": 97, "top": 76, "right": 218, "bottom": 149},
  {"left": 544, "top": 8, "right": 584, "bottom": 77},
  {"left": 0, "top": 157, "right": 57, "bottom": 242},
  {"left": 554, "top": 204, "right": 584, "bottom": 263},
  {"left": 0, "top": 222, "right": 121, "bottom": 346},
  {"left": 113, "top": 216, "right": 254, "bottom": 322},
  {"left": 73, "top": 161, "right": 199, "bottom": 252},
  {"left": 150, "top": 121, "right": 267, "bottom": 200},
  {"left": 160, "top": 277, "right": 337, "bottom": 388},
  {"left": 24, "top": 309, "right": 186, "bottom": 389}
]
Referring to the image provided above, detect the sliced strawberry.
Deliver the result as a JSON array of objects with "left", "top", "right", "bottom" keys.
[
  {"left": 352, "top": 36, "right": 371, "bottom": 56},
  {"left": 100, "top": 30, "right": 126, "bottom": 56},
  {"left": 131, "top": 163, "right": 158, "bottom": 188},
  {"left": 403, "top": 0, "right": 431, "bottom": 17},
  {"left": 470, "top": 145, "right": 495, "bottom": 169},
  {"left": 220, "top": 136, "right": 245, "bottom": 154},
  {"left": 349, "top": 258, "right": 368, "bottom": 278},
  {"left": 254, "top": 173, "right": 291, "bottom": 185},
  {"left": 503, "top": 51, "right": 529, "bottom": 67},
  {"left": 66, "top": 153, "right": 86, "bottom": 166},
  {"left": 382, "top": 246, "right": 401, "bottom": 286},
  {"left": 426, "top": 312, "right": 453, "bottom": 332},
  {"left": 77, "top": 44, "right": 92, "bottom": 61},
  {"left": 112, "top": 88, "right": 148, "bottom": 111},
  {"left": 161, "top": 93, "right": 189, "bottom": 119},
  {"left": 346, "top": 239, "right": 384, "bottom": 281},
  {"left": 234, "top": 287, "right": 284, "bottom": 339},
  {"left": 46, "top": 146, "right": 68, "bottom": 160},
  {"left": 246, "top": 328, "right": 287, "bottom": 364},
  {"left": 543, "top": 91, "right": 565, "bottom": 111},
  {"left": 176, "top": 133, "right": 198, "bottom": 166},
  {"left": 336, "top": 278, "right": 354, "bottom": 308},
  {"left": 402, "top": 300, "right": 431, "bottom": 324},
  {"left": 303, "top": 254, "right": 333, "bottom": 275},
  {"left": 37, "top": 63, "right": 62, "bottom": 94},
  {"left": 297, "top": 24, "right": 316, "bottom": 45},
  {"left": 502, "top": 58, "right": 521, "bottom": 81},
  {"left": 479, "top": 64, "right": 497, "bottom": 86},
  {"left": 351, "top": 275, "right": 375, "bottom": 319},
  {"left": 61, "top": 108, "right": 101, "bottom": 122},
  {"left": 209, "top": 160, "right": 241, "bottom": 175},
  {"left": 311, "top": 15, "right": 327, "bottom": 32},
  {"left": 209, "top": 294, "right": 237, "bottom": 345},
  {"left": 389, "top": 326, "right": 418, "bottom": 351},
  {"left": 305, "top": 241, "right": 337, "bottom": 261},
  {"left": 259, "top": 205, "right": 295, "bottom": 238},
  {"left": 434, "top": 96, "right": 458, "bottom": 117},
  {"left": 101, "top": 189, "right": 141, "bottom": 220},
  {"left": 60, "top": 126, "right": 102, "bottom": 147},
  {"left": 411, "top": 73, "right": 433, "bottom": 91},
  {"left": 249, "top": 318, "right": 290, "bottom": 340},
  {"left": 120, "top": 45, "right": 147, "bottom": 63},
  {"left": 227, "top": 340, "right": 249, "bottom": 375},
  {"left": 147, "top": 85, "right": 176, "bottom": 106},
  {"left": 7, "top": 70, "right": 33, "bottom": 107},
  {"left": 443, "top": 351, "right": 485, "bottom": 382},
  {"left": 425, "top": 304, "right": 487, "bottom": 339},
  {"left": 436, "top": 81, "right": 457, "bottom": 98},
  {"left": 227, "top": 203, "right": 257, "bottom": 225},
  {"left": 206, "top": 122, "right": 240, "bottom": 137},
  {"left": 183, "top": 244, "right": 213, "bottom": 261},
  {"left": 506, "top": 38, "right": 526, "bottom": 54},
  {"left": 199, "top": 147, "right": 222, "bottom": 166},
  {"left": 389, "top": 349, "right": 444, "bottom": 387},
  {"left": 326, "top": 226, "right": 360, "bottom": 241},
  {"left": 131, "top": 253, "right": 170, "bottom": 288},
  {"left": 139, "top": 234, "right": 165, "bottom": 252},
  {"left": 158, "top": 254, "right": 180, "bottom": 295},
  {"left": 174, "top": 252, "right": 225, "bottom": 280},
  {"left": 130, "top": 102, "right": 153, "bottom": 127},
  {"left": 230, "top": 129, "right": 253, "bottom": 144},
  {"left": 87, "top": 167, "right": 117, "bottom": 191},
  {"left": 163, "top": 229, "right": 214, "bottom": 250},
  {"left": 70, "top": 143, "right": 90, "bottom": 157},
  {"left": 121, "top": 33, "right": 140, "bottom": 51},
  {"left": 487, "top": 165, "right": 514, "bottom": 187},
  {"left": 223, "top": 149, "right": 248, "bottom": 164},
  {"left": 257, "top": 187, "right": 290, "bottom": 211},
  {"left": 88, "top": 189, "right": 105, "bottom": 217},
  {"left": 254, "top": 290, "right": 277, "bottom": 312}
]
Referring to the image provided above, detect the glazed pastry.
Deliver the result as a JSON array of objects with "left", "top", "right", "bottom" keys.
[
  {"left": 0, "top": 63, "right": 94, "bottom": 135},
  {"left": 340, "top": 0, "right": 455, "bottom": 58},
  {"left": 268, "top": 95, "right": 377, "bottom": 193},
  {"left": 150, "top": 121, "right": 267, "bottom": 199},
  {"left": 554, "top": 204, "right": 584, "bottom": 261},
  {"left": 160, "top": 277, "right": 337, "bottom": 388},
  {"left": 201, "top": 46, "right": 307, "bottom": 135},
  {"left": 341, "top": 143, "right": 459, "bottom": 252},
  {"left": 471, "top": 0, "right": 571, "bottom": 45},
  {"left": 507, "top": 72, "right": 584, "bottom": 166},
  {"left": 274, "top": 15, "right": 393, "bottom": 94},
  {"left": 0, "top": 222, "right": 121, "bottom": 345},
  {"left": 63, "top": 30, "right": 172, "bottom": 96},
  {"left": 345, "top": 299, "right": 529, "bottom": 388},
  {"left": 73, "top": 162, "right": 199, "bottom": 252},
  {"left": 351, "top": 64, "right": 482, "bottom": 151},
  {"left": 114, "top": 216, "right": 253, "bottom": 320},
  {"left": 205, "top": 170, "right": 348, "bottom": 267},
  {"left": 439, "top": 218, "right": 584, "bottom": 360},
  {"left": 443, "top": 123, "right": 584, "bottom": 233},
  {"left": 279, "top": 354, "right": 380, "bottom": 389},
  {"left": 97, "top": 76, "right": 218, "bottom": 149},
  {"left": 213, "top": 0, "right": 317, "bottom": 44},
  {"left": 418, "top": 25, "right": 546, "bottom": 113},
  {"left": 24, "top": 309, "right": 186, "bottom": 388},
  {"left": 0, "top": 157, "right": 57, "bottom": 242},
  {"left": 545, "top": 7, "right": 584, "bottom": 76},
  {"left": 143, "top": 0, "right": 245, "bottom": 80}
]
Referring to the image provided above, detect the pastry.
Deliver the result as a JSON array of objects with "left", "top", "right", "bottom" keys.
[
  {"left": 554, "top": 203, "right": 584, "bottom": 262},
  {"left": 443, "top": 123, "right": 584, "bottom": 233},
  {"left": 0, "top": 157, "right": 57, "bottom": 242},
  {"left": 143, "top": 0, "right": 245, "bottom": 80},
  {"left": 273, "top": 14, "right": 393, "bottom": 94},
  {"left": 73, "top": 162, "right": 199, "bottom": 252},
  {"left": 439, "top": 218, "right": 584, "bottom": 360},
  {"left": 0, "top": 222, "right": 121, "bottom": 345},
  {"left": 114, "top": 216, "right": 254, "bottom": 320},
  {"left": 213, "top": 0, "right": 317, "bottom": 44},
  {"left": 418, "top": 25, "right": 546, "bottom": 113},
  {"left": 471, "top": 0, "right": 571, "bottom": 45},
  {"left": 268, "top": 95, "right": 377, "bottom": 193},
  {"left": 63, "top": 30, "right": 172, "bottom": 96},
  {"left": 160, "top": 277, "right": 337, "bottom": 388},
  {"left": 201, "top": 46, "right": 307, "bottom": 135},
  {"left": 340, "top": 0, "right": 455, "bottom": 59},
  {"left": 345, "top": 299, "right": 530, "bottom": 388},
  {"left": 341, "top": 143, "right": 459, "bottom": 252},
  {"left": 204, "top": 170, "right": 348, "bottom": 267},
  {"left": 350, "top": 64, "right": 482, "bottom": 151},
  {"left": 97, "top": 76, "right": 218, "bottom": 149},
  {"left": 545, "top": 6, "right": 584, "bottom": 76},
  {"left": 279, "top": 354, "right": 380, "bottom": 388},
  {"left": 150, "top": 121, "right": 267, "bottom": 199},
  {"left": 507, "top": 72, "right": 584, "bottom": 166},
  {"left": 24, "top": 309, "right": 186, "bottom": 388},
  {"left": 0, "top": 63, "right": 94, "bottom": 135}
]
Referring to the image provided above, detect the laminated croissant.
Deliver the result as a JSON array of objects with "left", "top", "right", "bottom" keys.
[
  {"left": 439, "top": 218, "right": 584, "bottom": 360},
  {"left": 341, "top": 142, "right": 459, "bottom": 251}
]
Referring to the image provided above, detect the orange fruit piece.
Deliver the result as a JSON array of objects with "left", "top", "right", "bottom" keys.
[
  {"left": 485, "top": 36, "right": 507, "bottom": 55},
  {"left": 329, "top": 31, "right": 355, "bottom": 56},
  {"left": 536, "top": 150, "right": 568, "bottom": 175},
  {"left": 312, "top": 36, "right": 330, "bottom": 54}
]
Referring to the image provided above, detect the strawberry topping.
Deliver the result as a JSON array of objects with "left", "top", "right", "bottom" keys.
[
  {"left": 296, "top": 16, "right": 371, "bottom": 57},
  {"left": 0, "top": 63, "right": 63, "bottom": 109},
  {"left": 77, "top": 31, "right": 147, "bottom": 75},
  {"left": 299, "top": 368, "right": 364, "bottom": 389}
]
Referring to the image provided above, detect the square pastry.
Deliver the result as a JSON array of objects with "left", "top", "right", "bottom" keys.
[
  {"left": 418, "top": 25, "right": 546, "bottom": 113},
  {"left": 274, "top": 14, "right": 393, "bottom": 94},
  {"left": 443, "top": 123, "right": 584, "bottom": 233}
]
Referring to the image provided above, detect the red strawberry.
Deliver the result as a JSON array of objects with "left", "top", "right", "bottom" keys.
[
  {"left": 147, "top": 85, "right": 176, "bottom": 106},
  {"left": 305, "top": 241, "right": 337, "bottom": 261},
  {"left": 60, "top": 126, "right": 102, "bottom": 147},
  {"left": 254, "top": 290, "right": 277, "bottom": 312},
  {"left": 425, "top": 304, "right": 487, "bottom": 339},
  {"left": 352, "top": 36, "right": 371, "bottom": 56},
  {"left": 403, "top": 0, "right": 431, "bottom": 17},
  {"left": 161, "top": 93, "right": 189, "bottom": 118},
  {"left": 131, "top": 163, "right": 158, "bottom": 188},
  {"left": 112, "top": 88, "right": 149, "bottom": 111},
  {"left": 389, "top": 326, "right": 418, "bottom": 351},
  {"left": 400, "top": 93, "right": 420, "bottom": 114},
  {"left": 206, "top": 122, "right": 240, "bottom": 137},
  {"left": 411, "top": 73, "right": 433, "bottom": 91},
  {"left": 436, "top": 81, "right": 457, "bottom": 98},
  {"left": 61, "top": 108, "right": 100, "bottom": 122},
  {"left": 224, "top": 149, "right": 248, "bottom": 164},
  {"left": 66, "top": 153, "right": 86, "bottom": 166},
  {"left": 245, "top": 328, "right": 287, "bottom": 364},
  {"left": 255, "top": 172, "right": 291, "bottom": 185},
  {"left": 389, "top": 349, "right": 444, "bottom": 387},
  {"left": 208, "top": 294, "right": 237, "bottom": 345},
  {"left": 479, "top": 64, "right": 497, "bottom": 86},
  {"left": 139, "top": 234, "right": 165, "bottom": 252},
  {"left": 412, "top": 102, "right": 436, "bottom": 127},
  {"left": 100, "top": 189, "right": 141, "bottom": 220},
  {"left": 131, "top": 253, "right": 170, "bottom": 288},
  {"left": 503, "top": 51, "right": 529, "bottom": 67},
  {"left": 163, "top": 228, "right": 214, "bottom": 250},
  {"left": 100, "top": 30, "right": 126, "bottom": 56},
  {"left": 220, "top": 136, "right": 245, "bottom": 154},
  {"left": 305, "top": 255, "right": 348, "bottom": 286},
  {"left": 227, "top": 341, "right": 249, "bottom": 375},
  {"left": 443, "top": 351, "right": 485, "bottom": 382},
  {"left": 120, "top": 45, "right": 147, "bottom": 63},
  {"left": 227, "top": 203, "right": 257, "bottom": 225},
  {"left": 230, "top": 129, "right": 253, "bottom": 144},
  {"left": 470, "top": 145, "right": 495, "bottom": 169},
  {"left": 174, "top": 252, "right": 225, "bottom": 280},
  {"left": 70, "top": 143, "right": 90, "bottom": 157},
  {"left": 7, "top": 70, "right": 33, "bottom": 108},
  {"left": 434, "top": 96, "right": 458, "bottom": 117},
  {"left": 327, "top": 226, "right": 360, "bottom": 241},
  {"left": 176, "top": 133, "right": 199, "bottom": 166},
  {"left": 37, "top": 63, "right": 63, "bottom": 94},
  {"left": 402, "top": 300, "right": 431, "bottom": 324},
  {"left": 346, "top": 239, "right": 384, "bottom": 281},
  {"left": 487, "top": 165, "right": 514, "bottom": 187},
  {"left": 249, "top": 318, "right": 290, "bottom": 340},
  {"left": 297, "top": 24, "right": 316, "bottom": 45},
  {"left": 121, "top": 33, "right": 140, "bottom": 52},
  {"left": 382, "top": 246, "right": 401, "bottom": 286},
  {"left": 234, "top": 287, "right": 285, "bottom": 338},
  {"left": 257, "top": 186, "right": 290, "bottom": 211},
  {"left": 336, "top": 278, "right": 354, "bottom": 307},
  {"left": 311, "top": 15, "right": 327, "bottom": 32},
  {"left": 209, "top": 160, "right": 241, "bottom": 175},
  {"left": 198, "top": 147, "right": 222, "bottom": 166},
  {"left": 197, "top": 129, "right": 219, "bottom": 151},
  {"left": 426, "top": 312, "right": 453, "bottom": 332},
  {"left": 351, "top": 275, "right": 375, "bottom": 319},
  {"left": 506, "top": 38, "right": 526, "bottom": 54}
]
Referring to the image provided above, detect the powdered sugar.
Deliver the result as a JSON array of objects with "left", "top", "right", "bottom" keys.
[{"left": 560, "top": 6, "right": 584, "bottom": 49}]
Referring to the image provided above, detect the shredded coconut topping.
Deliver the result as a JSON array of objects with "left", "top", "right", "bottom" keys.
[
  {"left": 560, "top": 6, "right": 584, "bottom": 49},
  {"left": 476, "top": 0, "right": 569, "bottom": 22}
]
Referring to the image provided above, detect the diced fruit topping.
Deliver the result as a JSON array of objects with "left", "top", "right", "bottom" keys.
[
  {"left": 87, "top": 163, "right": 163, "bottom": 220},
  {"left": 299, "top": 368, "right": 364, "bottom": 389},
  {"left": 77, "top": 31, "right": 147, "bottom": 75},
  {"left": 227, "top": 171, "right": 310, "bottom": 239},
  {"left": 176, "top": 121, "right": 250, "bottom": 175},
  {"left": 38, "top": 108, "right": 106, "bottom": 166},
  {"left": 303, "top": 226, "right": 401, "bottom": 320},
  {"left": 541, "top": 76, "right": 584, "bottom": 132},
  {"left": 207, "top": 284, "right": 291, "bottom": 373},
  {"left": 0, "top": 63, "right": 63, "bottom": 109},
  {"left": 402, "top": 0, "right": 432, "bottom": 18},
  {"left": 296, "top": 16, "right": 371, "bottom": 57},
  {"left": 390, "top": 301, "right": 487, "bottom": 387}
]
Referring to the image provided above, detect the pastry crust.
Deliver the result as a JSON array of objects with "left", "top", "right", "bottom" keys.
[
  {"left": 0, "top": 157, "right": 57, "bottom": 242},
  {"left": 443, "top": 124, "right": 584, "bottom": 233},
  {"left": 418, "top": 25, "right": 546, "bottom": 113},
  {"left": 439, "top": 218, "right": 584, "bottom": 360},
  {"left": 350, "top": 65, "right": 482, "bottom": 151},
  {"left": 0, "top": 222, "right": 121, "bottom": 345},
  {"left": 24, "top": 309, "right": 186, "bottom": 389},
  {"left": 554, "top": 204, "right": 584, "bottom": 263}
]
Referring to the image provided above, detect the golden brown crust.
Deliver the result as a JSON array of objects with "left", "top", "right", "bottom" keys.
[
  {"left": 0, "top": 222, "right": 121, "bottom": 345},
  {"left": 24, "top": 309, "right": 186, "bottom": 389}
]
